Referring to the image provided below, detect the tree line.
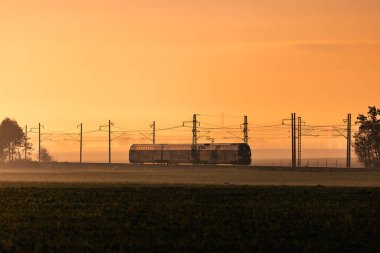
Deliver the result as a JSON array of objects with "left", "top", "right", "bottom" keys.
[{"left": 0, "top": 118, "right": 52, "bottom": 162}]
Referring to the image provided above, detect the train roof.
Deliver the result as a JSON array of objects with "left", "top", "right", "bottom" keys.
[
  {"left": 130, "top": 143, "right": 250, "bottom": 151},
  {"left": 130, "top": 144, "right": 164, "bottom": 151}
]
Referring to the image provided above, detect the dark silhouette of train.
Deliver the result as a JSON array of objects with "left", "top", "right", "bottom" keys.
[{"left": 129, "top": 143, "right": 251, "bottom": 165}]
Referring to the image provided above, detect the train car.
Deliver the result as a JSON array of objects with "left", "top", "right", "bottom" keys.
[
  {"left": 129, "top": 144, "right": 163, "bottom": 164},
  {"left": 129, "top": 143, "right": 251, "bottom": 165},
  {"left": 162, "top": 144, "right": 193, "bottom": 164}
]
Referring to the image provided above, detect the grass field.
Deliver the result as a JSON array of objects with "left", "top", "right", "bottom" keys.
[{"left": 1, "top": 183, "right": 380, "bottom": 252}]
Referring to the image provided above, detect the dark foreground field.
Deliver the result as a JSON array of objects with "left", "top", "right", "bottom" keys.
[{"left": 1, "top": 184, "right": 380, "bottom": 252}]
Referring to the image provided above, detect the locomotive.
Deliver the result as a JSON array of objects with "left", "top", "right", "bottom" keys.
[{"left": 129, "top": 143, "right": 251, "bottom": 165}]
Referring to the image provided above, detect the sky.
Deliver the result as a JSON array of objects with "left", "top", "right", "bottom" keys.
[{"left": 1, "top": 0, "right": 380, "bottom": 161}]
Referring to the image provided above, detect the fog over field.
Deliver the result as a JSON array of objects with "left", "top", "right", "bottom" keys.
[
  {"left": 0, "top": 163, "right": 378, "bottom": 187},
  {"left": 43, "top": 148, "right": 360, "bottom": 166}
]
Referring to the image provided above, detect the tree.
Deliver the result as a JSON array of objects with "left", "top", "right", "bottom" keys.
[
  {"left": 354, "top": 106, "right": 380, "bottom": 168},
  {"left": 21, "top": 134, "right": 33, "bottom": 161},
  {"left": 40, "top": 147, "right": 53, "bottom": 162},
  {"left": 0, "top": 118, "right": 30, "bottom": 162}
]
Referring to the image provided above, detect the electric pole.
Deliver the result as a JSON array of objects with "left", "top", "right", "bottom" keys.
[
  {"left": 282, "top": 113, "right": 296, "bottom": 168},
  {"left": 183, "top": 114, "right": 199, "bottom": 164},
  {"left": 243, "top": 115, "right": 248, "bottom": 144},
  {"left": 77, "top": 123, "right": 83, "bottom": 163},
  {"left": 193, "top": 114, "right": 198, "bottom": 164},
  {"left": 298, "top": 117, "right": 301, "bottom": 167},
  {"left": 346, "top": 113, "right": 351, "bottom": 168},
  {"left": 292, "top": 113, "right": 297, "bottom": 168},
  {"left": 151, "top": 121, "right": 156, "bottom": 144},
  {"left": 109, "top": 120, "right": 111, "bottom": 164},
  {"left": 297, "top": 117, "right": 305, "bottom": 167},
  {"left": 39, "top": 123, "right": 41, "bottom": 162},
  {"left": 25, "top": 125, "right": 28, "bottom": 160},
  {"left": 193, "top": 114, "right": 197, "bottom": 146},
  {"left": 100, "top": 120, "right": 113, "bottom": 164},
  {"left": 30, "top": 124, "right": 43, "bottom": 162}
]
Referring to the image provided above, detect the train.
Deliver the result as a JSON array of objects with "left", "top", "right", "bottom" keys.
[{"left": 129, "top": 143, "right": 251, "bottom": 165}]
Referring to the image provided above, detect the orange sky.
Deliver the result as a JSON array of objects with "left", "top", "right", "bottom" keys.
[{"left": 1, "top": 0, "right": 380, "bottom": 161}]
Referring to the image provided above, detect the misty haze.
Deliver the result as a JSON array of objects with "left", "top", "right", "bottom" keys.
[{"left": 1, "top": 0, "right": 380, "bottom": 252}]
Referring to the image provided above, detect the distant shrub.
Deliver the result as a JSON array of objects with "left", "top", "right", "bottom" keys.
[{"left": 40, "top": 147, "right": 54, "bottom": 162}]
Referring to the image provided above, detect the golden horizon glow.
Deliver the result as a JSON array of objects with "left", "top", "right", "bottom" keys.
[{"left": 1, "top": 0, "right": 380, "bottom": 161}]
